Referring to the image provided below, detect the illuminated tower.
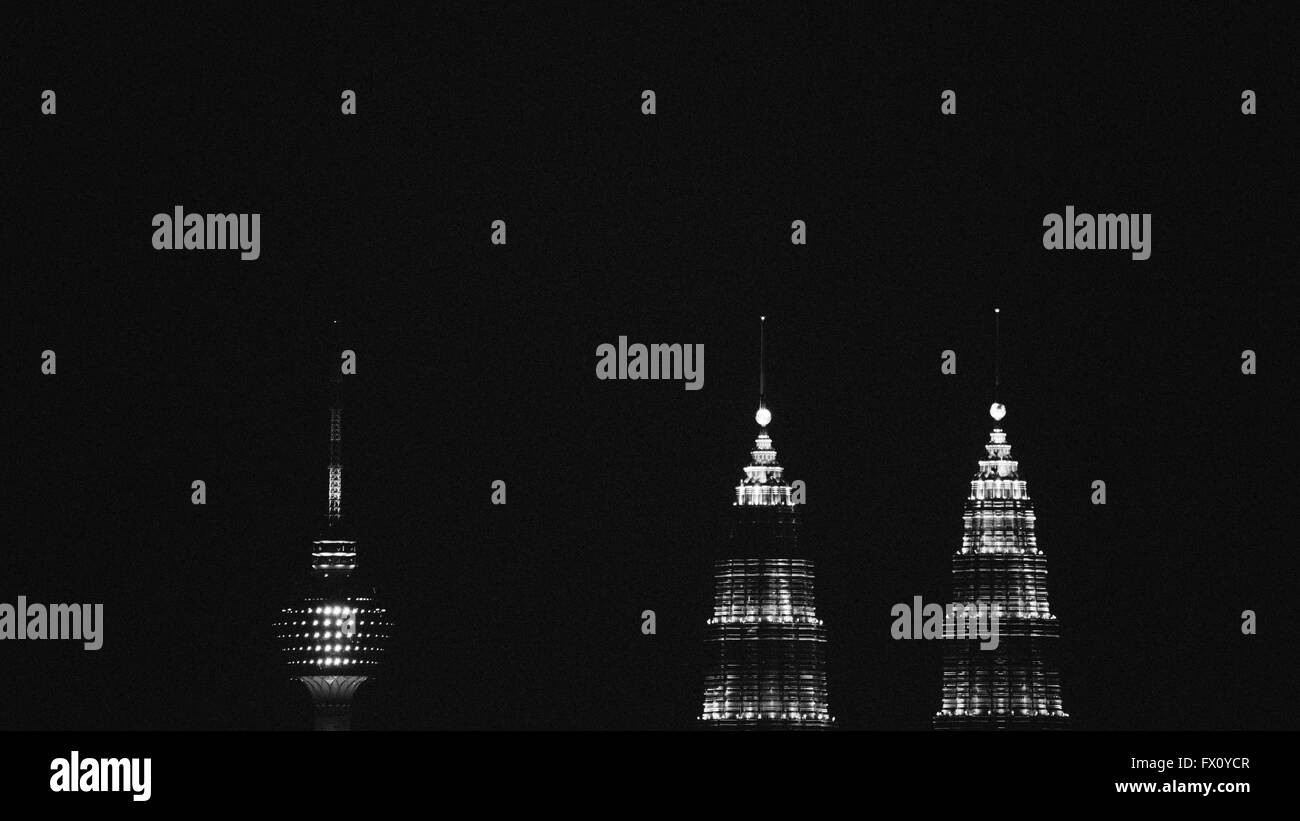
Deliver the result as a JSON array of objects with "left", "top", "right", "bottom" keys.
[
  {"left": 275, "top": 327, "right": 393, "bottom": 731},
  {"left": 934, "top": 310, "right": 1069, "bottom": 729},
  {"left": 699, "top": 318, "right": 833, "bottom": 728}
]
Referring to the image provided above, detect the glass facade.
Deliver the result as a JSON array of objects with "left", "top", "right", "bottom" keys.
[{"left": 274, "top": 597, "right": 393, "bottom": 670}]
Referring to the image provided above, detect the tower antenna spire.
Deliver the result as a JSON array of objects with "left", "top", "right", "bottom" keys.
[
  {"left": 755, "top": 316, "right": 772, "bottom": 427},
  {"left": 990, "top": 309, "right": 1007, "bottom": 422},
  {"left": 311, "top": 317, "right": 358, "bottom": 577},
  {"left": 994, "top": 308, "right": 1000, "bottom": 398}
]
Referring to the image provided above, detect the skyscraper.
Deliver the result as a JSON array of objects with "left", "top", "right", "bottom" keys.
[
  {"left": 699, "top": 319, "right": 833, "bottom": 728},
  {"left": 933, "top": 399, "right": 1069, "bottom": 729},
  {"left": 275, "top": 330, "right": 393, "bottom": 731}
]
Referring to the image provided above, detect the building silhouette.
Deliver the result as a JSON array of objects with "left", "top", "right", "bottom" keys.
[
  {"left": 933, "top": 401, "right": 1069, "bottom": 729},
  {"left": 275, "top": 330, "right": 392, "bottom": 730},
  {"left": 699, "top": 319, "right": 833, "bottom": 728}
]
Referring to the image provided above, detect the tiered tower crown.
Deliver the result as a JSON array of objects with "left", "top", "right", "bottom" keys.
[
  {"left": 735, "top": 419, "right": 793, "bottom": 506},
  {"left": 963, "top": 418, "right": 1040, "bottom": 556}
]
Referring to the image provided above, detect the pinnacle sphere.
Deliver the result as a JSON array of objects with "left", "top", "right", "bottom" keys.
[
  {"left": 756, "top": 407, "right": 772, "bottom": 427},
  {"left": 990, "top": 402, "right": 1007, "bottom": 421}
]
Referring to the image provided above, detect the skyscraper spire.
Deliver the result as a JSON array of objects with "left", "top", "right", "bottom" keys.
[
  {"left": 994, "top": 307, "right": 1000, "bottom": 395},
  {"left": 759, "top": 315, "right": 764, "bottom": 426},
  {"left": 740, "top": 316, "right": 785, "bottom": 505},
  {"left": 990, "top": 309, "right": 1006, "bottom": 422}
]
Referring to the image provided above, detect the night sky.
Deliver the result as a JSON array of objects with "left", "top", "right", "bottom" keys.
[{"left": 7, "top": 6, "right": 1294, "bottom": 731}]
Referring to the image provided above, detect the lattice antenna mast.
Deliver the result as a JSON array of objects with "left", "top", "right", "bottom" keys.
[{"left": 327, "top": 320, "right": 344, "bottom": 525}]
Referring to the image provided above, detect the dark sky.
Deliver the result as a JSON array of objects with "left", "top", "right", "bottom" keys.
[{"left": 7, "top": 6, "right": 1295, "bottom": 731}]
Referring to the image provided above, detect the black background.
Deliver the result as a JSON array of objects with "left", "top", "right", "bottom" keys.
[{"left": 6, "top": 5, "right": 1295, "bottom": 732}]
